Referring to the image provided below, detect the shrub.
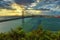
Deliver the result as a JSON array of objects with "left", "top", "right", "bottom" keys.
[{"left": 0, "top": 26, "right": 60, "bottom": 40}]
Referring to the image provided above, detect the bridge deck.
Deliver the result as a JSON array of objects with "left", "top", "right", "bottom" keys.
[{"left": 0, "top": 15, "right": 58, "bottom": 22}]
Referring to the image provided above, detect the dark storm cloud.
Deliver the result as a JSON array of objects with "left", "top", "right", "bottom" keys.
[
  {"left": 0, "top": 0, "right": 13, "bottom": 9},
  {"left": 0, "top": 0, "right": 35, "bottom": 9},
  {"left": 15, "top": 0, "right": 35, "bottom": 5}
]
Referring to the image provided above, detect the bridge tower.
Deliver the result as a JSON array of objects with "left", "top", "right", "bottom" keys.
[{"left": 21, "top": 6, "right": 25, "bottom": 27}]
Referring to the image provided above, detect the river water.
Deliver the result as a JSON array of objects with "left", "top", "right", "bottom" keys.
[{"left": 0, "top": 17, "right": 60, "bottom": 32}]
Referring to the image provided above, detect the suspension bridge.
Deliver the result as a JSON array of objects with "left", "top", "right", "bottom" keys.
[
  {"left": 0, "top": 8, "right": 59, "bottom": 23},
  {"left": 0, "top": 15, "right": 56, "bottom": 23}
]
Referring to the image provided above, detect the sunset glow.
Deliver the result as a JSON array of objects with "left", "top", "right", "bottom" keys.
[{"left": 0, "top": 3, "right": 25, "bottom": 16}]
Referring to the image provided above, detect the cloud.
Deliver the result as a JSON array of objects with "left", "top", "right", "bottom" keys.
[
  {"left": 0, "top": 0, "right": 14, "bottom": 9},
  {"left": 31, "top": 0, "right": 60, "bottom": 10},
  {"left": 15, "top": 0, "right": 35, "bottom": 5},
  {"left": 0, "top": 0, "right": 35, "bottom": 9},
  {"left": 26, "top": 0, "right": 60, "bottom": 16}
]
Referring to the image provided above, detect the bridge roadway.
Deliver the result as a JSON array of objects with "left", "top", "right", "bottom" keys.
[{"left": 0, "top": 15, "right": 57, "bottom": 22}]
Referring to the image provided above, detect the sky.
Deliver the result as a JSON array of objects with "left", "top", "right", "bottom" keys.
[
  {"left": 0, "top": 0, "right": 60, "bottom": 16},
  {"left": 0, "top": 0, "right": 35, "bottom": 9},
  {"left": 0, "top": 0, "right": 60, "bottom": 9},
  {"left": 27, "top": 0, "right": 60, "bottom": 16}
]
